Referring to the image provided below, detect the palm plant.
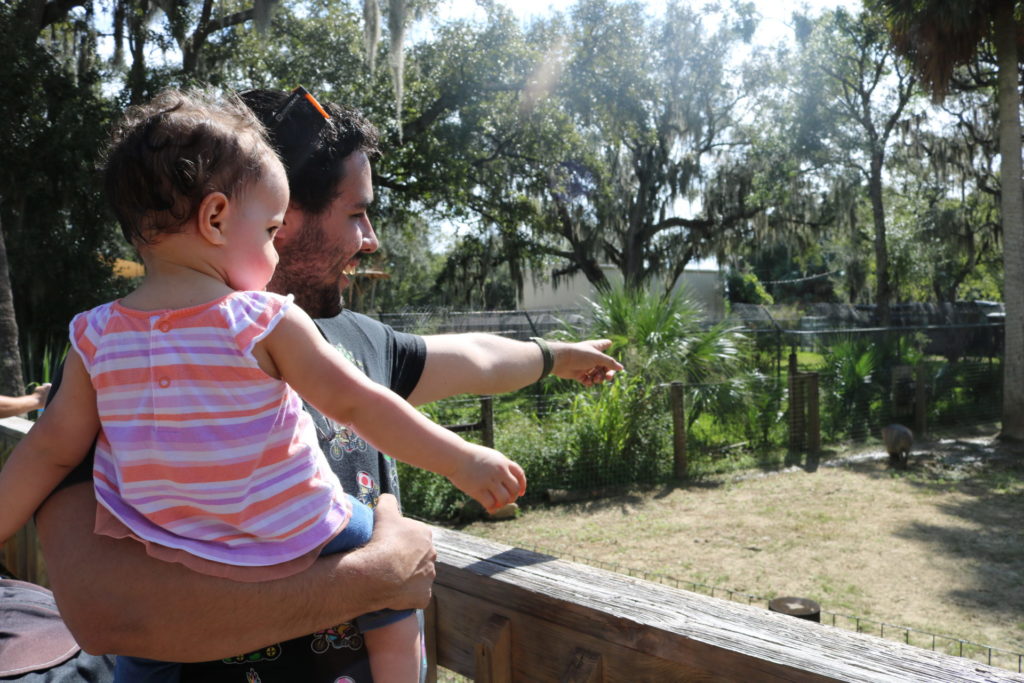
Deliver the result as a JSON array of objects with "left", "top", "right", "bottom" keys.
[
  {"left": 820, "top": 336, "right": 881, "bottom": 440},
  {"left": 571, "top": 284, "right": 749, "bottom": 429}
]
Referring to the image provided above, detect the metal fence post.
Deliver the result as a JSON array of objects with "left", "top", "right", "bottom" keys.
[
  {"left": 914, "top": 364, "right": 927, "bottom": 438},
  {"left": 670, "top": 381, "right": 687, "bottom": 480}
]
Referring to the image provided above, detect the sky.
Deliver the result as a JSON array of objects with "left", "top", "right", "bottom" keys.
[{"left": 429, "top": 0, "right": 866, "bottom": 45}]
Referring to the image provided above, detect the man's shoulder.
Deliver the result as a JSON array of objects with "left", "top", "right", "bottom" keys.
[{"left": 314, "top": 309, "right": 389, "bottom": 343}]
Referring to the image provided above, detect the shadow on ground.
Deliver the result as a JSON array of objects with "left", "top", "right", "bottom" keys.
[{"left": 840, "top": 436, "right": 1024, "bottom": 631}]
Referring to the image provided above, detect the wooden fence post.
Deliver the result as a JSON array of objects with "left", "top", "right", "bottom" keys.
[
  {"left": 670, "top": 381, "right": 687, "bottom": 480},
  {"left": 788, "top": 355, "right": 805, "bottom": 451},
  {"left": 914, "top": 364, "right": 927, "bottom": 438},
  {"left": 474, "top": 614, "right": 512, "bottom": 683},
  {"left": 424, "top": 597, "right": 439, "bottom": 683},
  {"left": 481, "top": 396, "right": 495, "bottom": 448},
  {"left": 805, "top": 373, "right": 820, "bottom": 453}
]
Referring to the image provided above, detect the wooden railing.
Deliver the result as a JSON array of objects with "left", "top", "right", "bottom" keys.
[
  {"left": 425, "top": 530, "right": 1017, "bottom": 682},
  {"left": 2, "top": 417, "right": 1019, "bottom": 681},
  {"left": 0, "top": 416, "right": 47, "bottom": 584}
]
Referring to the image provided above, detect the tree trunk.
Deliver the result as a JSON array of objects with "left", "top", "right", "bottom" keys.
[
  {"left": 868, "top": 150, "right": 890, "bottom": 326},
  {"left": 994, "top": 0, "right": 1024, "bottom": 440},
  {"left": 127, "top": 6, "right": 149, "bottom": 106},
  {"left": 0, "top": 213, "right": 26, "bottom": 397}
]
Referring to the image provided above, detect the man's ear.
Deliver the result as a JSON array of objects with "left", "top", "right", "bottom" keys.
[
  {"left": 276, "top": 202, "right": 305, "bottom": 247},
  {"left": 197, "top": 192, "right": 231, "bottom": 246}
]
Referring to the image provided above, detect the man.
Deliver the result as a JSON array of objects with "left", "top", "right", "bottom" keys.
[{"left": 33, "top": 87, "right": 620, "bottom": 681}]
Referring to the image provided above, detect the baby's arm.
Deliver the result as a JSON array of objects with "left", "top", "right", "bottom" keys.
[
  {"left": 0, "top": 350, "right": 100, "bottom": 544},
  {"left": 262, "top": 308, "right": 526, "bottom": 511}
]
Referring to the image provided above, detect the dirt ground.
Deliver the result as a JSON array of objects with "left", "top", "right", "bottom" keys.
[{"left": 453, "top": 430, "right": 1024, "bottom": 669}]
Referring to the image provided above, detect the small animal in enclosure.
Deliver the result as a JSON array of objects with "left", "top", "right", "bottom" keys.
[{"left": 881, "top": 424, "right": 913, "bottom": 470}]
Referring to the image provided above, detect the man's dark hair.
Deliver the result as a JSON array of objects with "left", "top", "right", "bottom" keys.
[
  {"left": 240, "top": 89, "right": 380, "bottom": 216},
  {"left": 105, "top": 88, "right": 273, "bottom": 245}
]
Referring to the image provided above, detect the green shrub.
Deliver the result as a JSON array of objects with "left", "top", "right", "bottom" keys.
[
  {"left": 562, "top": 374, "right": 671, "bottom": 488},
  {"left": 820, "top": 336, "right": 880, "bottom": 440}
]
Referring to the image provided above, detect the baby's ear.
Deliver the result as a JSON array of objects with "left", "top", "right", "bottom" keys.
[{"left": 197, "top": 192, "right": 230, "bottom": 245}]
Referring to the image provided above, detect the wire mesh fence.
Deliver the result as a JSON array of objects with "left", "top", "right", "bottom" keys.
[{"left": 414, "top": 325, "right": 1004, "bottom": 502}]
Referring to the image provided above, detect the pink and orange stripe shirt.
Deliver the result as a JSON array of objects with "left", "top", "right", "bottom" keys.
[{"left": 70, "top": 291, "right": 351, "bottom": 576}]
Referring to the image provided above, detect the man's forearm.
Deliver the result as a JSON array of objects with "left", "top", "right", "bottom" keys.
[
  {"left": 410, "top": 333, "right": 620, "bottom": 405},
  {"left": 36, "top": 485, "right": 434, "bottom": 661},
  {"left": 0, "top": 394, "right": 39, "bottom": 419}
]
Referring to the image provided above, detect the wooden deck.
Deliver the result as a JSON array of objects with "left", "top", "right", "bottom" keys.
[{"left": 3, "top": 417, "right": 1021, "bottom": 681}]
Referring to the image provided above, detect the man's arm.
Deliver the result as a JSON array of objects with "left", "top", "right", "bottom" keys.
[
  {"left": 36, "top": 490, "right": 434, "bottom": 661},
  {"left": 407, "top": 334, "right": 622, "bottom": 406},
  {"left": 0, "top": 357, "right": 95, "bottom": 544},
  {"left": 0, "top": 383, "right": 50, "bottom": 418}
]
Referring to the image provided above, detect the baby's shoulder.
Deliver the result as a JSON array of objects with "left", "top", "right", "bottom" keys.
[{"left": 217, "top": 291, "right": 296, "bottom": 349}]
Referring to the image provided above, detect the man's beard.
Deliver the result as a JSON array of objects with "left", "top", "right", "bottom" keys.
[{"left": 268, "top": 219, "right": 347, "bottom": 319}]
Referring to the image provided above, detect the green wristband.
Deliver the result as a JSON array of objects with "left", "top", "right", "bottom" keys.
[{"left": 530, "top": 337, "right": 554, "bottom": 382}]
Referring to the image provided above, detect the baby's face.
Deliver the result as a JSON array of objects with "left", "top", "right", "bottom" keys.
[{"left": 219, "top": 157, "right": 290, "bottom": 292}]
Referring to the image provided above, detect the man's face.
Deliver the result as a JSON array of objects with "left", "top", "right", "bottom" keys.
[{"left": 269, "top": 151, "right": 378, "bottom": 317}]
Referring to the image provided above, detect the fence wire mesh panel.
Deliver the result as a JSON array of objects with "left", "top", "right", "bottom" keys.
[{"left": 401, "top": 319, "right": 1005, "bottom": 518}]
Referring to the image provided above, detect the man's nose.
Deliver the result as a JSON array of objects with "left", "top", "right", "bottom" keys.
[{"left": 361, "top": 220, "right": 379, "bottom": 253}]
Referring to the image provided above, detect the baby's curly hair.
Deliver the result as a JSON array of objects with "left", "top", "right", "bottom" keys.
[{"left": 105, "top": 88, "right": 276, "bottom": 245}]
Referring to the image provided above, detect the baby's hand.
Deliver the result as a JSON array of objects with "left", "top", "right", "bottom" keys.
[{"left": 447, "top": 445, "right": 526, "bottom": 513}]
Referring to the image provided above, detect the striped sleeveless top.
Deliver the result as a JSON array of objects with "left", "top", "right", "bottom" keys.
[{"left": 69, "top": 291, "right": 352, "bottom": 576}]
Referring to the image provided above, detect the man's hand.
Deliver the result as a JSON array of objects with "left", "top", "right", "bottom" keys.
[
  {"left": 29, "top": 383, "right": 51, "bottom": 410},
  {"left": 371, "top": 494, "right": 437, "bottom": 610},
  {"left": 446, "top": 447, "right": 527, "bottom": 513},
  {"left": 550, "top": 339, "right": 623, "bottom": 386}
]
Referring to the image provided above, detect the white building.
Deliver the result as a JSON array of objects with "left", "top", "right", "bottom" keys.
[{"left": 519, "top": 264, "right": 725, "bottom": 320}]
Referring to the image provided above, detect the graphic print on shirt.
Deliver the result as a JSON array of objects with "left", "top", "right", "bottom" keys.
[
  {"left": 245, "top": 668, "right": 261, "bottom": 683},
  {"left": 324, "top": 342, "right": 372, "bottom": 463},
  {"left": 328, "top": 424, "right": 369, "bottom": 462},
  {"left": 384, "top": 454, "right": 402, "bottom": 503},
  {"left": 355, "top": 470, "right": 380, "bottom": 507},
  {"left": 222, "top": 643, "right": 282, "bottom": 665},
  {"left": 310, "top": 622, "right": 365, "bottom": 655}
]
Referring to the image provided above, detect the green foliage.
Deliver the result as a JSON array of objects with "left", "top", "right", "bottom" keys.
[
  {"left": 573, "top": 284, "right": 750, "bottom": 436},
  {"left": 0, "top": 5, "right": 131, "bottom": 384},
  {"left": 820, "top": 336, "right": 881, "bottom": 439},
  {"left": 576, "top": 284, "right": 746, "bottom": 384},
  {"left": 726, "top": 269, "right": 774, "bottom": 305},
  {"left": 740, "top": 372, "right": 787, "bottom": 448},
  {"left": 563, "top": 374, "right": 669, "bottom": 485},
  {"left": 396, "top": 461, "right": 464, "bottom": 520}
]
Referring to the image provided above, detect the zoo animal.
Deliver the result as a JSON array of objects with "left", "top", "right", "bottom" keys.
[{"left": 882, "top": 424, "right": 913, "bottom": 470}]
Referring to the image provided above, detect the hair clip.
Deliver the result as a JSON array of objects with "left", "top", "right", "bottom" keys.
[{"left": 269, "top": 86, "right": 331, "bottom": 173}]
